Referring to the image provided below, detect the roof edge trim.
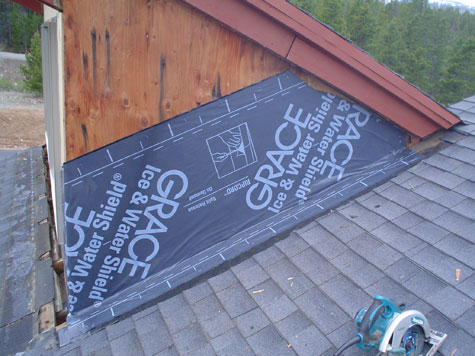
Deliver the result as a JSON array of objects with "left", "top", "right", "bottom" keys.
[{"left": 183, "top": 0, "right": 460, "bottom": 138}]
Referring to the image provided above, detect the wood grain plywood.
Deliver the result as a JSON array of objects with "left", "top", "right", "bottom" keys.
[
  {"left": 183, "top": 0, "right": 295, "bottom": 57},
  {"left": 63, "top": 0, "right": 294, "bottom": 159}
]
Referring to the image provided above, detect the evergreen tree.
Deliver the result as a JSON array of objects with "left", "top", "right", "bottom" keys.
[
  {"left": 436, "top": 37, "right": 475, "bottom": 104},
  {"left": 346, "top": 0, "right": 376, "bottom": 51},
  {"left": 291, "top": 0, "right": 318, "bottom": 14},
  {"left": 1, "top": 1, "right": 42, "bottom": 53},
  {"left": 314, "top": 0, "right": 346, "bottom": 35},
  {"left": 403, "top": 47, "right": 430, "bottom": 91},
  {"left": 374, "top": 20, "right": 407, "bottom": 75},
  {"left": 286, "top": 0, "right": 475, "bottom": 104},
  {"left": 20, "top": 31, "right": 42, "bottom": 95}
]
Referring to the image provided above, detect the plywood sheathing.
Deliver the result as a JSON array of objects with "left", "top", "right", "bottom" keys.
[
  {"left": 63, "top": 0, "right": 340, "bottom": 160},
  {"left": 185, "top": 0, "right": 460, "bottom": 137}
]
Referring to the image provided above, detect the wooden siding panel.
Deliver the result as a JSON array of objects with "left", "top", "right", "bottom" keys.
[
  {"left": 63, "top": 0, "right": 295, "bottom": 159},
  {"left": 182, "top": 0, "right": 295, "bottom": 58}
]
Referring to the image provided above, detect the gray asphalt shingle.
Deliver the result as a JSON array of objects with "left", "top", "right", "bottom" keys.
[
  {"left": 384, "top": 257, "right": 421, "bottom": 283},
  {"left": 172, "top": 324, "right": 209, "bottom": 355},
  {"left": 210, "top": 328, "right": 254, "bottom": 356},
  {"left": 320, "top": 274, "right": 372, "bottom": 317},
  {"left": 331, "top": 249, "right": 384, "bottom": 288},
  {"left": 433, "top": 190, "right": 467, "bottom": 208},
  {"left": 274, "top": 232, "right": 309, "bottom": 258},
  {"left": 378, "top": 183, "right": 426, "bottom": 208},
  {"left": 365, "top": 276, "right": 418, "bottom": 307},
  {"left": 440, "top": 145, "right": 475, "bottom": 164},
  {"left": 327, "top": 321, "right": 366, "bottom": 356},
  {"left": 231, "top": 258, "right": 269, "bottom": 290},
  {"left": 426, "top": 286, "right": 473, "bottom": 320},
  {"left": 183, "top": 281, "right": 213, "bottom": 305},
  {"left": 338, "top": 203, "right": 386, "bottom": 231},
  {"left": 317, "top": 211, "right": 364, "bottom": 243},
  {"left": 216, "top": 283, "right": 257, "bottom": 318},
  {"left": 234, "top": 308, "right": 270, "bottom": 338},
  {"left": 424, "top": 153, "right": 464, "bottom": 172},
  {"left": 106, "top": 317, "right": 135, "bottom": 341},
  {"left": 408, "top": 220, "right": 450, "bottom": 244},
  {"left": 253, "top": 245, "right": 284, "bottom": 269},
  {"left": 110, "top": 329, "right": 144, "bottom": 356},
  {"left": 405, "top": 270, "right": 448, "bottom": 299},
  {"left": 249, "top": 279, "right": 284, "bottom": 308},
  {"left": 51, "top": 99, "right": 475, "bottom": 356},
  {"left": 453, "top": 180, "right": 475, "bottom": 199},
  {"left": 290, "top": 248, "right": 339, "bottom": 285},
  {"left": 297, "top": 225, "right": 348, "bottom": 260},
  {"left": 457, "top": 274, "right": 475, "bottom": 299},
  {"left": 434, "top": 211, "right": 475, "bottom": 243},
  {"left": 275, "top": 311, "right": 313, "bottom": 340},
  {"left": 191, "top": 294, "right": 234, "bottom": 339},
  {"left": 371, "top": 222, "right": 425, "bottom": 253},
  {"left": 294, "top": 288, "right": 349, "bottom": 335},
  {"left": 391, "top": 211, "right": 425, "bottom": 229},
  {"left": 347, "top": 232, "right": 403, "bottom": 270},
  {"left": 158, "top": 294, "right": 196, "bottom": 334},
  {"left": 265, "top": 258, "right": 314, "bottom": 299},
  {"left": 358, "top": 193, "right": 407, "bottom": 220},
  {"left": 411, "top": 245, "right": 473, "bottom": 286},
  {"left": 435, "top": 234, "right": 475, "bottom": 269},
  {"left": 287, "top": 325, "right": 332, "bottom": 356},
  {"left": 261, "top": 294, "right": 298, "bottom": 323},
  {"left": 208, "top": 270, "right": 238, "bottom": 293},
  {"left": 246, "top": 326, "right": 296, "bottom": 356}
]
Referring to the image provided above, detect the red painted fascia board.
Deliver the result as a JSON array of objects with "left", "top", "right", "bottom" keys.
[
  {"left": 182, "top": 0, "right": 295, "bottom": 58},
  {"left": 12, "top": 0, "right": 62, "bottom": 13},
  {"left": 184, "top": 0, "right": 460, "bottom": 137},
  {"left": 288, "top": 38, "right": 441, "bottom": 137},
  {"left": 245, "top": 0, "right": 459, "bottom": 129},
  {"left": 12, "top": 0, "right": 42, "bottom": 14}
]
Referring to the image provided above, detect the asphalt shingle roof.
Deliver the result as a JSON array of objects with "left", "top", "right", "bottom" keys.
[
  {"left": 0, "top": 147, "right": 55, "bottom": 356},
  {"left": 450, "top": 96, "right": 475, "bottom": 135},
  {"left": 36, "top": 100, "right": 475, "bottom": 355}
]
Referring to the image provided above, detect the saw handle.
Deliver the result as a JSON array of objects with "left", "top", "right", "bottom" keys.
[
  {"left": 361, "top": 295, "right": 400, "bottom": 336},
  {"left": 360, "top": 297, "right": 382, "bottom": 338}
]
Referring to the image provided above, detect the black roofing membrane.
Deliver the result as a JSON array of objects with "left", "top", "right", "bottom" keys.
[{"left": 62, "top": 71, "right": 421, "bottom": 335}]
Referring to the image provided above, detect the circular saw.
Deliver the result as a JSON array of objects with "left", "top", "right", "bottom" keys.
[{"left": 334, "top": 295, "right": 447, "bottom": 356}]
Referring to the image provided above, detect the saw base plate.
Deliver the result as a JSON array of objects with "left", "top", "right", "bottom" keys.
[
  {"left": 376, "top": 329, "right": 447, "bottom": 356},
  {"left": 422, "top": 329, "right": 447, "bottom": 356}
]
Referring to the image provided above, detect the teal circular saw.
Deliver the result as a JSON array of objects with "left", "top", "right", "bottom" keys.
[{"left": 334, "top": 295, "right": 447, "bottom": 356}]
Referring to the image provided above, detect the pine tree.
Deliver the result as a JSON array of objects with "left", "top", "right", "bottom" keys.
[
  {"left": 291, "top": 0, "right": 318, "bottom": 14},
  {"left": 20, "top": 31, "right": 42, "bottom": 95},
  {"left": 403, "top": 47, "right": 430, "bottom": 91},
  {"left": 346, "top": 0, "right": 376, "bottom": 51},
  {"left": 6, "top": 2, "right": 42, "bottom": 53},
  {"left": 287, "top": 0, "right": 475, "bottom": 104},
  {"left": 314, "top": 0, "right": 346, "bottom": 35},
  {"left": 374, "top": 20, "right": 407, "bottom": 75},
  {"left": 436, "top": 37, "right": 475, "bottom": 104}
]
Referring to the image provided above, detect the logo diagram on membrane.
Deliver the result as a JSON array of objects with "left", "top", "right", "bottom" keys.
[{"left": 206, "top": 123, "right": 257, "bottom": 178}]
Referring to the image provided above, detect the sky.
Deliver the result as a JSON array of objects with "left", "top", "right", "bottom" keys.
[{"left": 434, "top": 0, "right": 475, "bottom": 7}]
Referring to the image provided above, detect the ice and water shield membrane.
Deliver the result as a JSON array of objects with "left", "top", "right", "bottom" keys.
[{"left": 63, "top": 71, "right": 421, "bottom": 334}]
